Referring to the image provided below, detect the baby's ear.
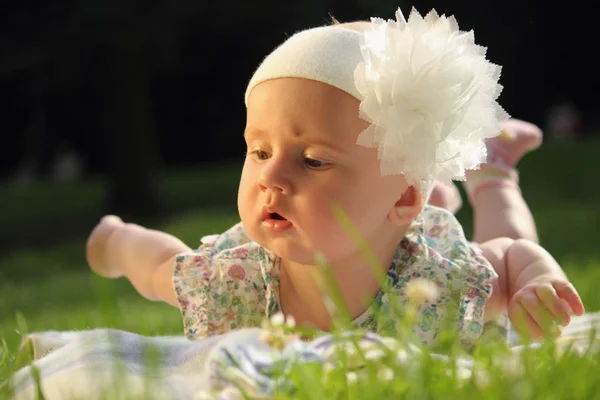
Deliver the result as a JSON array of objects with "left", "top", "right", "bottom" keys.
[{"left": 388, "top": 186, "right": 423, "bottom": 227}]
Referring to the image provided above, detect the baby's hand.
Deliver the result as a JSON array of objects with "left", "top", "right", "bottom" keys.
[
  {"left": 86, "top": 215, "right": 126, "bottom": 278},
  {"left": 508, "top": 276, "right": 585, "bottom": 340}
]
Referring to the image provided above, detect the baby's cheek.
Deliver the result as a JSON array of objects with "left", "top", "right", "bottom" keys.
[
  {"left": 307, "top": 196, "right": 365, "bottom": 238},
  {"left": 307, "top": 216, "right": 356, "bottom": 254}
]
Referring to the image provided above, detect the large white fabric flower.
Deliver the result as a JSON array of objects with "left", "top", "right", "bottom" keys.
[{"left": 354, "top": 7, "right": 510, "bottom": 189}]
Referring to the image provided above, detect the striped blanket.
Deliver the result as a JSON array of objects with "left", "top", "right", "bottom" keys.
[{"left": 6, "top": 313, "right": 600, "bottom": 400}]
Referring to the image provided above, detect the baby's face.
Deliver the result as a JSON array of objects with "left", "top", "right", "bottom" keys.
[{"left": 238, "top": 78, "right": 408, "bottom": 264}]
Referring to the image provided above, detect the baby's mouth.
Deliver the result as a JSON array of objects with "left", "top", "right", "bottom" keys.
[
  {"left": 269, "top": 213, "right": 286, "bottom": 221},
  {"left": 262, "top": 208, "right": 292, "bottom": 232}
]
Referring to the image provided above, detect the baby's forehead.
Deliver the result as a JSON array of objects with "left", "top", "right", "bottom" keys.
[
  {"left": 245, "top": 79, "right": 368, "bottom": 145},
  {"left": 247, "top": 78, "right": 362, "bottom": 118}
]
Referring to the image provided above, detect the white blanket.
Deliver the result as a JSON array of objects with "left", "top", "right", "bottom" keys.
[{"left": 5, "top": 313, "right": 600, "bottom": 400}]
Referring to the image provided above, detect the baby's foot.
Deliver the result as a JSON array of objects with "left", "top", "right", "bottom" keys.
[
  {"left": 486, "top": 119, "right": 543, "bottom": 168},
  {"left": 464, "top": 119, "right": 543, "bottom": 204},
  {"left": 428, "top": 181, "right": 462, "bottom": 214}
]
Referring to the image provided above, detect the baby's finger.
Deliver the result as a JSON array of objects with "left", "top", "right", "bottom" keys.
[
  {"left": 535, "top": 285, "right": 571, "bottom": 326},
  {"left": 553, "top": 281, "right": 585, "bottom": 316},
  {"left": 510, "top": 302, "right": 544, "bottom": 340},
  {"left": 102, "top": 215, "right": 124, "bottom": 225},
  {"left": 518, "top": 291, "right": 561, "bottom": 336},
  {"left": 560, "top": 299, "right": 573, "bottom": 316}
]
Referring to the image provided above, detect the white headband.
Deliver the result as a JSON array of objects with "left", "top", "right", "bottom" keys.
[
  {"left": 245, "top": 26, "right": 364, "bottom": 103},
  {"left": 245, "top": 8, "right": 509, "bottom": 192}
]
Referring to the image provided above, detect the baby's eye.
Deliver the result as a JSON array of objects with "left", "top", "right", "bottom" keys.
[
  {"left": 304, "top": 157, "right": 328, "bottom": 169},
  {"left": 249, "top": 150, "right": 270, "bottom": 160}
]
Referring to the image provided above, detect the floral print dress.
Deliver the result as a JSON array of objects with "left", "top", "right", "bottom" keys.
[{"left": 172, "top": 205, "right": 499, "bottom": 347}]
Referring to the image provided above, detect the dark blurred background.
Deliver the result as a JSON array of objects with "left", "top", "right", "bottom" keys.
[{"left": 0, "top": 0, "right": 597, "bottom": 253}]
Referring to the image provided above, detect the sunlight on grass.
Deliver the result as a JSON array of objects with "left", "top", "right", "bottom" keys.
[
  {"left": 0, "top": 272, "right": 182, "bottom": 351},
  {"left": 1, "top": 141, "right": 600, "bottom": 398}
]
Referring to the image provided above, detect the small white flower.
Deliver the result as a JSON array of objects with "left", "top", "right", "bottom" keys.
[
  {"left": 258, "top": 313, "right": 300, "bottom": 350},
  {"left": 270, "top": 312, "right": 285, "bottom": 327},
  {"left": 285, "top": 315, "right": 296, "bottom": 329},
  {"left": 395, "top": 349, "right": 409, "bottom": 365},
  {"left": 323, "top": 363, "right": 335, "bottom": 375},
  {"left": 346, "top": 371, "right": 359, "bottom": 385},
  {"left": 405, "top": 278, "right": 440, "bottom": 305},
  {"left": 377, "top": 367, "right": 395, "bottom": 381},
  {"left": 364, "top": 348, "right": 386, "bottom": 361},
  {"left": 257, "top": 328, "right": 271, "bottom": 343},
  {"left": 455, "top": 366, "right": 472, "bottom": 382},
  {"left": 381, "top": 336, "right": 402, "bottom": 351}
]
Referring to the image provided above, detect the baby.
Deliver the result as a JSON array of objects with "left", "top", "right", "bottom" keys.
[{"left": 87, "top": 8, "right": 584, "bottom": 347}]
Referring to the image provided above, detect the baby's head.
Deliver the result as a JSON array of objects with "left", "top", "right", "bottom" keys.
[{"left": 238, "top": 8, "right": 508, "bottom": 265}]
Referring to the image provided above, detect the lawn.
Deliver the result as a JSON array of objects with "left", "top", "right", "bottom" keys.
[{"left": 1, "top": 139, "right": 599, "bottom": 398}]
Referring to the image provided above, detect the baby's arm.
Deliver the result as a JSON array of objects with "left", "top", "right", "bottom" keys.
[
  {"left": 86, "top": 216, "right": 191, "bottom": 307},
  {"left": 479, "top": 238, "right": 584, "bottom": 339}
]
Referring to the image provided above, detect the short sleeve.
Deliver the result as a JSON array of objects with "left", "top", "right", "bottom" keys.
[
  {"left": 420, "top": 206, "right": 499, "bottom": 346},
  {"left": 455, "top": 241, "right": 498, "bottom": 346},
  {"left": 172, "top": 223, "right": 271, "bottom": 340}
]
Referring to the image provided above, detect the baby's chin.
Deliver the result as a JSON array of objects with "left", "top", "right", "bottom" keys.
[
  {"left": 248, "top": 233, "right": 320, "bottom": 266},
  {"left": 262, "top": 241, "right": 317, "bottom": 265},
  {"left": 241, "top": 218, "right": 347, "bottom": 265},
  {"left": 268, "top": 243, "right": 357, "bottom": 268}
]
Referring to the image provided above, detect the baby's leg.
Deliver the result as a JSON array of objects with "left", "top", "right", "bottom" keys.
[
  {"left": 465, "top": 119, "right": 542, "bottom": 244},
  {"left": 428, "top": 181, "right": 463, "bottom": 214}
]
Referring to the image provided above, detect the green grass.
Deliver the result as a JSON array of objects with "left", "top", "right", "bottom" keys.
[
  {"left": 0, "top": 162, "right": 243, "bottom": 251},
  {"left": 0, "top": 208, "right": 242, "bottom": 348},
  {"left": 1, "top": 139, "right": 600, "bottom": 398}
]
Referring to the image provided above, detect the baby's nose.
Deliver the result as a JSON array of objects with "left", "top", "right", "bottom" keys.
[{"left": 258, "top": 163, "right": 293, "bottom": 195}]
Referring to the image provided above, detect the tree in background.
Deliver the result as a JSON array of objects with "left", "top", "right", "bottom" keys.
[{"left": 1, "top": 0, "right": 593, "bottom": 220}]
